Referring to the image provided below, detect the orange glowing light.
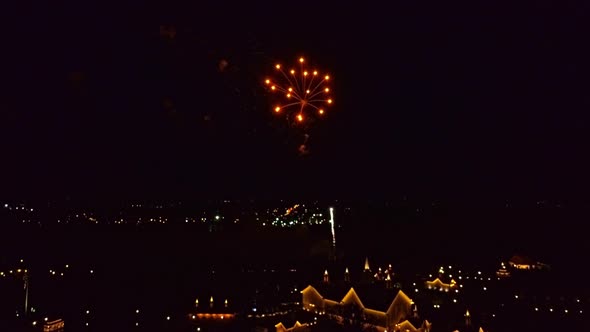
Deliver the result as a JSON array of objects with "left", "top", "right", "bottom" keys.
[{"left": 264, "top": 56, "right": 334, "bottom": 124}]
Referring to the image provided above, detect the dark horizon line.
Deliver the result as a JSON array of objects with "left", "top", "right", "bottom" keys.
[{"left": 1, "top": 194, "right": 588, "bottom": 206}]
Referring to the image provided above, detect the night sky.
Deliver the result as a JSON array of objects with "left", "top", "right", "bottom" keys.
[{"left": 3, "top": 1, "right": 589, "bottom": 202}]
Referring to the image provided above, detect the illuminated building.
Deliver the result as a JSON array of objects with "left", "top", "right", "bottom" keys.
[
  {"left": 386, "top": 273, "right": 393, "bottom": 289},
  {"left": 275, "top": 321, "right": 310, "bottom": 332},
  {"left": 464, "top": 309, "right": 471, "bottom": 327},
  {"left": 301, "top": 285, "right": 431, "bottom": 332},
  {"left": 508, "top": 255, "right": 550, "bottom": 271},
  {"left": 43, "top": 319, "right": 64, "bottom": 332},
  {"left": 496, "top": 262, "right": 511, "bottom": 278},
  {"left": 189, "top": 296, "right": 236, "bottom": 325},
  {"left": 425, "top": 278, "right": 457, "bottom": 292},
  {"left": 361, "top": 257, "right": 374, "bottom": 284},
  {"left": 496, "top": 268, "right": 510, "bottom": 277},
  {"left": 375, "top": 267, "right": 383, "bottom": 280},
  {"left": 508, "top": 255, "right": 536, "bottom": 270}
]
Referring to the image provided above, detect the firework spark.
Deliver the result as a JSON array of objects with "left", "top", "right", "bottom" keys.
[
  {"left": 264, "top": 57, "right": 333, "bottom": 123},
  {"left": 329, "top": 207, "right": 335, "bottom": 249}
]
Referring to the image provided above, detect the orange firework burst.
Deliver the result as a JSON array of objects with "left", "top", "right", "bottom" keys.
[{"left": 264, "top": 57, "right": 333, "bottom": 123}]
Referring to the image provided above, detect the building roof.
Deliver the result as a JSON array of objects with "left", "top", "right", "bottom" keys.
[
  {"left": 276, "top": 321, "right": 309, "bottom": 332},
  {"left": 315, "top": 282, "right": 408, "bottom": 313},
  {"left": 426, "top": 278, "right": 444, "bottom": 286},
  {"left": 275, "top": 321, "right": 304, "bottom": 329},
  {"left": 341, "top": 288, "right": 365, "bottom": 308},
  {"left": 387, "top": 290, "right": 413, "bottom": 324}
]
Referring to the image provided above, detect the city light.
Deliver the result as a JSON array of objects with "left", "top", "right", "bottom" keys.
[{"left": 1, "top": 201, "right": 580, "bottom": 331}]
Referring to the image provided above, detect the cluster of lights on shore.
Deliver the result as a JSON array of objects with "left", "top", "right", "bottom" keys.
[
  {"left": 9, "top": 262, "right": 584, "bottom": 331},
  {"left": 4, "top": 201, "right": 335, "bottom": 227},
  {"left": 421, "top": 265, "right": 586, "bottom": 315},
  {"left": 265, "top": 57, "right": 333, "bottom": 123},
  {"left": 3, "top": 253, "right": 588, "bottom": 330},
  {"left": 262, "top": 205, "right": 329, "bottom": 227}
]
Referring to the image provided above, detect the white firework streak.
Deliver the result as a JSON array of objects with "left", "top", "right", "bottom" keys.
[{"left": 329, "top": 207, "right": 336, "bottom": 248}]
